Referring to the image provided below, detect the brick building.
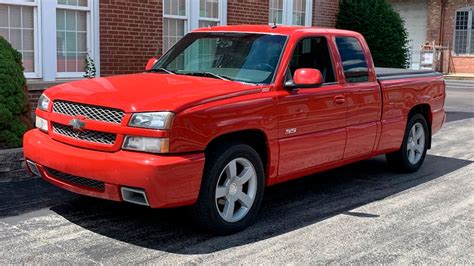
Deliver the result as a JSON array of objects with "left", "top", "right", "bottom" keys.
[
  {"left": 0, "top": 0, "right": 339, "bottom": 111},
  {"left": 390, "top": 0, "right": 474, "bottom": 73}
]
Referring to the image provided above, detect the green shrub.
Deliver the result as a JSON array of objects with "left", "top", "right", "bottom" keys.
[
  {"left": 0, "top": 36, "right": 31, "bottom": 149},
  {"left": 336, "top": 0, "right": 410, "bottom": 68}
]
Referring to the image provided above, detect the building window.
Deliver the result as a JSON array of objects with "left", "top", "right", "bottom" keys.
[
  {"left": 163, "top": 0, "right": 187, "bottom": 53},
  {"left": 269, "top": 0, "right": 312, "bottom": 26},
  {"left": 0, "top": 0, "right": 98, "bottom": 79},
  {"left": 454, "top": 7, "right": 474, "bottom": 55},
  {"left": 56, "top": 0, "right": 92, "bottom": 77},
  {"left": 0, "top": 1, "right": 39, "bottom": 77},
  {"left": 199, "top": 0, "right": 220, "bottom": 27},
  {"left": 163, "top": 0, "right": 226, "bottom": 53}
]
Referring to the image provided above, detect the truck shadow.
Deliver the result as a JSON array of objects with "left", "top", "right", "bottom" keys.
[
  {"left": 43, "top": 154, "right": 471, "bottom": 254},
  {"left": 446, "top": 111, "right": 474, "bottom": 123}
]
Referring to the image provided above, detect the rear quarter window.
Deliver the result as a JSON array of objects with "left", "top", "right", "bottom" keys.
[{"left": 335, "top": 37, "right": 369, "bottom": 83}]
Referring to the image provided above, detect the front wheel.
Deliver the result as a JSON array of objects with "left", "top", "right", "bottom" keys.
[
  {"left": 386, "top": 113, "right": 429, "bottom": 172},
  {"left": 192, "top": 143, "right": 265, "bottom": 235}
]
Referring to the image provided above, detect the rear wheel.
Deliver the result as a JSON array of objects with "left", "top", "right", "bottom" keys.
[
  {"left": 192, "top": 143, "right": 265, "bottom": 235},
  {"left": 386, "top": 113, "right": 429, "bottom": 172}
]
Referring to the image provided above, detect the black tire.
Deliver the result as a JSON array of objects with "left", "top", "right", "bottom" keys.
[
  {"left": 192, "top": 142, "right": 265, "bottom": 235},
  {"left": 386, "top": 113, "right": 430, "bottom": 173}
]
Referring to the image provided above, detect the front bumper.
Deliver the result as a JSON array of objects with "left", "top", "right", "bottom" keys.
[{"left": 23, "top": 129, "right": 205, "bottom": 208}]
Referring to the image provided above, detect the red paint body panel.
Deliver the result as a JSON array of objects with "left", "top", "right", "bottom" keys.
[
  {"left": 23, "top": 25, "right": 446, "bottom": 208},
  {"left": 24, "top": 129, "right": 205, "bottom": 208}
]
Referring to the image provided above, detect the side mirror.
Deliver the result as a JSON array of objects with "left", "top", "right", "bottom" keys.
[
  {"left": 145, "top": 57, "right": 158, "bottom": 71},
  {"left": 285, "top": 68, "right": 323, "bottom": 89}
]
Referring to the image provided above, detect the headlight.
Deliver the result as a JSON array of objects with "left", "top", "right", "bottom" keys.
[
  {"left": 129, "top": 112, "right": 174, "bottom": 129},
  {"left": 35, "top": 116, "right": 48, "bottom": 132},
  {"left": 37, "top": 93, "right": 50, "bottom": 111},
  {"left": 122, "top": 136, "right": 169, "bottom": 153}
]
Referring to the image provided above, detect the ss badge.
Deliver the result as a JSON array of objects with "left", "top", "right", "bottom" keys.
[{"left": 285, "top": 128, "right": 297, "bottom": 135}]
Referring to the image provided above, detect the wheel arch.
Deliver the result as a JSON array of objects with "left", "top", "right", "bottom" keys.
[
  {"left": 205, "top": 129, "right": 270, "bottom": 177},
  {"left": 408, "top": 104, "right": 432, "bottom": 149}
]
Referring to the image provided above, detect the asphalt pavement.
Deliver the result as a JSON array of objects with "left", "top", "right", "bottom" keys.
[{"left": 0, "top": 80, "right": 473, "bottom": 264}]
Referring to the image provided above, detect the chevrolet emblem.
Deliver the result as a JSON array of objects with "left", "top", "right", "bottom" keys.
[{"left": 69, "top": 118, "right": 86, "bottom": 131}]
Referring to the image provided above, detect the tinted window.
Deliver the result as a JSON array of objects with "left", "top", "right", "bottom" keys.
[
  {"left": 335, "top": 37, "right": 369, "bottom": 83},
  {"left": 287, "top": 37, "right": 336, "bottom": 83}
]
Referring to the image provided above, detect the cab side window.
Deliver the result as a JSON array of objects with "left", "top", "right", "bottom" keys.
[
  {"left": 335, "top": 37, "right": 369, "bottom": 83},
  {"left": 288, "top": 37, "right": 336, "bottom": 84}
]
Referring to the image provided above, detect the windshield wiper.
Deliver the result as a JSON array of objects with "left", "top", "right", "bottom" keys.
[
  {"left": 148, "top": 67, "right": 175, "bottom": 75},
  {"left": 176, "top": 71, "right": 233, "bottom": 81}
]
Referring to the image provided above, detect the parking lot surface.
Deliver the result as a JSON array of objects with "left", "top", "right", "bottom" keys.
[{"left": 0, "top": 81, "right": 473, "bottom": 264}]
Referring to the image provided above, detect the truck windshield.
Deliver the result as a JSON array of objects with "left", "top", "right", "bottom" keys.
[{"left": 154, "top": 32, "right": 287, "bottom": 84}]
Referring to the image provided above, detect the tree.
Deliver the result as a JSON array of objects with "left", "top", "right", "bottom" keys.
[
  {"left": 336, "top": 0, "right": 409, "bottom": 68},
  {"left": 83, "top": 52, "right": 96, "bottom": 78},
  {"left": 0, "top": 36, "right": 31, "bottom": 148}
]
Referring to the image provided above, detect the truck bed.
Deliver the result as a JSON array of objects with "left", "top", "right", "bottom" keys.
[{"left": 376, "top": 67, "right": 442, "bottom": 81}]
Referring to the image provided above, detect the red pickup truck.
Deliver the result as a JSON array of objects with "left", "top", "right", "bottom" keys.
[{"left": 24, "top": 25, "right": 445, "bottom": 234}]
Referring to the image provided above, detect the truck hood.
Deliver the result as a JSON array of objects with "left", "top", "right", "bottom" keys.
[{"left": 45, "top": 73, "right": 261, "bottom": 113}]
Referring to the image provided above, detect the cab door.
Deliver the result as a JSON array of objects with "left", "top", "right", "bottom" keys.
[
  {"left": 277, "top": 37, "right": 347, "bottom": 176},
  {"left": 334, "top": 37, "right": 382, "bottom": 158}
]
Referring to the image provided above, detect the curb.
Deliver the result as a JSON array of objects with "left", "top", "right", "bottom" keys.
[{"left": 444, "top": 75, "right": 474, "bottom": 80}]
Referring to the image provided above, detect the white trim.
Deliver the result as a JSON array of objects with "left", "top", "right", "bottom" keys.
[
  {"left": 92, "top": 0, "right": 100, "bottom": 77},
  {"left": 56, "top": 4, "right": 91, "bottom": 11},
  {"left": 164, "top": 14, "right": 188, "bottom": 20},
  {"left": 56, "top": 72, "right": 85, "bottom": 78},
  {"left": 0, "top": 0, "right": 37, "bottom": 7},
  {"left": 33, "top": 0, "right": 42, "bottom": 78},
  {"left": 198, "top": 17, "right": 220, "bottom": 22},
  {"left": 306, "top": 0, "right": 313, "bottom": 26},
  {"left": 284, "top": 0, "right": 292, "bottom": 26},
  {"left": 41, "top": 0, "right": 56, "bottom": 81},
  {"left": 221, "top": 0, "right": 227, "bottom": 25}
]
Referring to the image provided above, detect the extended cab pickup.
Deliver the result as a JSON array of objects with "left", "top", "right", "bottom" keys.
[{"left": 24, "top": 25, "right": 446, "bottom": 234}]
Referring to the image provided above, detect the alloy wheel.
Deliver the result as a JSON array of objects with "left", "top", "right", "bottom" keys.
[{"left": 215, "top": 157, "right": 257, "bottom": 223}]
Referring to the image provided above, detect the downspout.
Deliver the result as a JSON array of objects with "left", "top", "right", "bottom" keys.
[{"left": 438, "top": 0, "right": 447, "bottom": 72}]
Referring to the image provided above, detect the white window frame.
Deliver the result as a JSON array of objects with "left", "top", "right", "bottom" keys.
[
  {"left": 269, "top": 0, "right": 312, "bottom": 26},
  {"left": 0, "top": 0, "right": 42, "bottom": 79},
  {"left": 453, "top": 6, "right": 474, "bottom": 56},
  {"left": 163, "top": 0, "right": 227, "bottom": 53},
  {"left": 55, "top": 0, "right": 99, "bottom": 78},
  {"left": 163, "top": 0, "right": 189, "bottom": 53}
]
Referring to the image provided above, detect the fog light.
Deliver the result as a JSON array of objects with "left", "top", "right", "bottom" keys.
[
  {"left": 122, "top": 136, "right": 169, "bottom": 153},
  {"left": 35, "top": 116, "right": 48, "bottom": 132}
]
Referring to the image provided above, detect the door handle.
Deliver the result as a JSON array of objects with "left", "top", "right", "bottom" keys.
[{"left": 334, "top": 95, "right": 346, "bottom": 105}]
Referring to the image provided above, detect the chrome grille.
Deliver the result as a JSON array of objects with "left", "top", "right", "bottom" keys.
[
  {"left": 53, "top": 101, "right": 125, "bottom": 124},
  {"left": 53, "top": 123, "right": 116, "bottom": 145}
]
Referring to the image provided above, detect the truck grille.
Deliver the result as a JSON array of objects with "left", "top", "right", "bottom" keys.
[
  {"left": 45, "top": 167, "right": 105, "bottom": 191},
  {"left": 53, "top": 123, "right": 116, "bottom": 145},
  {"left": 53, "top": 101, "right": 125, "bottom": 124}
]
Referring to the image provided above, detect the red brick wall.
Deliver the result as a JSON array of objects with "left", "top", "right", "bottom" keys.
[
  {"left": 99, "top": 0, "right": 163, "bottom": 76},
  {"left": 312, "top": 0, "right": 339, "bottom": 27},
  {"left": 451, "top": 56, "right": 474, "bottom": 73},
  {"left": 227, "top": 0, "right": 269, "bottom": 25},
  {"left": 27, "top": 89, "right": 42, "bottom": 118}
]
